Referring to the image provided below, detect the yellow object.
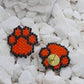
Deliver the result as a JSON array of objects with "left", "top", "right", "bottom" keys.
[{"left": 48, "top": 54, "right": 60, "bottom": 66}]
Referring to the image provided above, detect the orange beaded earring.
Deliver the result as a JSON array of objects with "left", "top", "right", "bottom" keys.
[
  {"left": 39, "top": 43, "right": 70, "bottom": 71},
  {"left": 8, "top": 26, "right": 38, "bottom": 58}
]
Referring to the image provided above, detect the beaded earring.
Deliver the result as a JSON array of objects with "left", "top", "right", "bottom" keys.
[
  {"left": 8, "top": 26, "right": 38, "bottom": 58},
  {"left": 39, "top": 43, "right": 70, "bottom": 71}
]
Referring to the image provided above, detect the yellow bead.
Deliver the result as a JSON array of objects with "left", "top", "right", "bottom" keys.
[{"left": 47, "top": 54, "right": 60, "bottom": 66}]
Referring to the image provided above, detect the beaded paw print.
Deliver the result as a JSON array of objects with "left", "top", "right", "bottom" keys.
[
  {"left": 39, "top": 43, "right": 70, "bottom": 71},
  {"left": 8, "top": 26, "right": 38, "bottom": 58}
]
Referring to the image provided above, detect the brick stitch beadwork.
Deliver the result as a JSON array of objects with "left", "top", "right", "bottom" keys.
[
  {"left": 8, "top": 26, "right": 38, "bottom": 58},
  {"left": 39, "top": 43, "right": 70, "bottom": 71}
]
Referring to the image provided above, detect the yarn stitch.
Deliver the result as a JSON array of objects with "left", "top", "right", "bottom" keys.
[{"left": 8, "top": 26, "right": 38, "bottom": 58}]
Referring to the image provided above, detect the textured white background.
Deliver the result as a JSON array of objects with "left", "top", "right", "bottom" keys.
[{"left": 0, "top": 0, "right": 84, "bottom": 84}]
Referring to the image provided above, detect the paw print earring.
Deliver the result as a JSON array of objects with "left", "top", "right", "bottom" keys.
[
  {"left": 39, "top": 43, "right": 70, "bottom": 71},
  {"left": 8, "top": 26, "right": 38, "bottom": 58}
]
